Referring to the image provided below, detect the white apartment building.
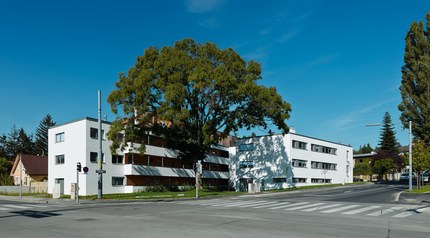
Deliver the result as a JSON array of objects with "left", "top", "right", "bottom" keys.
[
  {"left": 48, "top": 117, "right": 230, "bottom": 196},
  {"left": 230, "top": 132, "right": 353, "bottom": 191}
]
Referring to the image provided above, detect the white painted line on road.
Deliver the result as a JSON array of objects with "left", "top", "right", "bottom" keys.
[
  {"left": 301, "top": 204, "right": 342, "bottom": 212},
  {"left": 284, "top": 203, "right": 326, "bottom": 211},
  {"left": 177, "top": 199, "right": 228, "bottom": 206},
  {"left": 252, "top": 201, "right": 283, "bottom": 208},
  {"left": 269, "top": 202, "right": 310, "bottom": 210},
  {"left": 192, "top": 200, "right": 232, "bottom": 206},
  {"left": 0, "top": 206, "right": 12, "bottom": 211},
  {"left": 24, "top": 204, "right": 49, "bottom": 208},
  {"left": 320, "top": 205, "right": 361, "bottom": 214},
  {"left": 2, "top": 204, "right": 32, "bottom": 209},
  {"left": 342, "top": 205, "right": 381, "bottom": 215},
  {"left": 366, "top": 206, "right": 403, "bottom": 216},
  {"left": 237, "top": 201, "right": 270, "bottom": 208},
  {"left": 392, "top": 206, "right": 430, "bottom": 218},
  {"left": 223, "top": 200, "right": 267, "bottom": 207},
  {"left": 392, "top": 211, "right": 413, "bottom": 218}
]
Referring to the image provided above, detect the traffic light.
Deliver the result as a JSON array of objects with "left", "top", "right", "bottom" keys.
[{"left": 77, "top": 162, "right": 82, "bottom": 172}]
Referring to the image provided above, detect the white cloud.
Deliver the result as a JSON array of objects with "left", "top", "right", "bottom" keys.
[
  {"left": 277, "top": 29, "right": 300, "bottom": 43},
  {"left": 184, "top": 0, "right": 223, "bottom": 14},
  {"left": 326, "top": 98, "right": 398, "bottom": 132}
]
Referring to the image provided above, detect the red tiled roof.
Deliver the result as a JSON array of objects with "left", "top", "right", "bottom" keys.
[{"left": 11, "top": 154, "right": 48, "bottom": 176}]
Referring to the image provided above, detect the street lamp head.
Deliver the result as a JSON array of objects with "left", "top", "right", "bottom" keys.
[{"left": 365, "top": 123, "right": 382, "bottom": 127}]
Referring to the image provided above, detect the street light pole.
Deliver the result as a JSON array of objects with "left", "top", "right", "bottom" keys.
[{"left": 408, "top": 120, "right": 413, "bottom": 192}]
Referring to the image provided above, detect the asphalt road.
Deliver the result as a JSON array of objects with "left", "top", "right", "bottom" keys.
[
  {"left": 262, "top": 183, "right": 408, "bottom": 204},
  {"left": 0, "top": 184, "right": 429, "bottom": 238}
]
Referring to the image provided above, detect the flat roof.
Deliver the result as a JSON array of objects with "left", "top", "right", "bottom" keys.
[
  {"left": 238, "top": 132, "right": 352, "bottom": 148},
  {"left": 49, "top": 117, "right": 111, "bottom": 129}
]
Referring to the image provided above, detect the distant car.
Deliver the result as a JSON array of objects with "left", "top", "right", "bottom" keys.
[
  {"left": 422, "top": 170, "right": 429, "bottom": 183},
  {"left": 400, "top": 172, "right": 416, "bottom": 180}
]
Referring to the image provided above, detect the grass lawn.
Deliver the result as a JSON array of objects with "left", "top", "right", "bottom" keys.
[
  {"left": 410, "top": 185, "right": 430, "bottom": 193},
  {"left": 81, "top": 189, "right": 246, "bottom": 200}
]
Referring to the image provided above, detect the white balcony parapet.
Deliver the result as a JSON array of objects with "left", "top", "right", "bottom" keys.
[
  {"left": 204, "top": 154, "right": 230, "bottom": 165},
  {"left": 124, "top": 143, "right": 179, "bottom": 158},
  {"left": 124, "top": 164, "right": 229, "bottom": 179}
]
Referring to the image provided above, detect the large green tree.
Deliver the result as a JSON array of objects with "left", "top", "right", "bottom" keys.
[
  {"left": 5, "top": 125, "right": 34, "bottom": 159},
  {"left": 399, "top": 12, "right": 430, "bottom": 144},
  {"left": 372, "top": 112, "right": 402, "bottom": 178},
  {"left": 0, "top": 134, "right": 6, "bottom": 158},
  {"left": 412, "top": 140, "right": 430, "bottom": 188},
  {"left": 378, "top": 112, "right": 399, "bottom": 151},
  {"left": 108, "top": 39, "right": 291, "bottom": 161},
  {"left": 33, "top": 114, "right": 56, "bottom": 156}
]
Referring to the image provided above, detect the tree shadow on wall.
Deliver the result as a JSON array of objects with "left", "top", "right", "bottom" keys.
[{"left": 232, "top": 134, "right": 295, "bottom": 191}]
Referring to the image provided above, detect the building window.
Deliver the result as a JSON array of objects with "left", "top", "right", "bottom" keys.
[
  {"left": 55, "top": 132, "right": 65, "bottom": 143},
  {"left": 239, "top": 161, "right": 254, "bottom": 168},
  {"left": 292, "top": 159, "right": 307, "bottom": 168},
  {"left": 112, "top": 177, "right": 124, "bottom": 186},
  {"left": 292, "top": 140, "right": 307, "bottom": 150},
  {"left": 90, "top": 128, "right": 105, "bottom": 140},
  {"left": 273, "top": 177, "right": 287, "bottom": 183},
  {"left": 311, "top": 144, "right": 337, "bottom": 155},
  {"left": 292, "top": 177, "right": 307, "bottom": 183},
  {"left": 311, "top": 178, "right": 332, "bottom": 184},
  {"left": 90, "top": 152, "right": 105, "bottom": 163},
  {"left": 238, "top": 143, "right": 255, "bottom": 152},
  {"left": 311, "top": 161, "right": 337, "bottom": 170},
  {"left": 112, "top": 155, "right": 124, "bottom": 164},
  {"left": 55, "top": 155, "right": 65, "bottom": 164}
]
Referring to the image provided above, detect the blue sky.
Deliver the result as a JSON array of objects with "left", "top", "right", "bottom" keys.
[{"left": 0, "top": 0, "right": 428, "bottom": 150}]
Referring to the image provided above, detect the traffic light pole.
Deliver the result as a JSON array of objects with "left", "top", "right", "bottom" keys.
[{"left": 76, "top": 162, "right": 80, "bottom": 204}]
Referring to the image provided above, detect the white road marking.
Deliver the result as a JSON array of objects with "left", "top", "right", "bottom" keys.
[
  {"left": 321, "top": 205, "right": 361, "bottom": 214},
  {"left": 301, "top": 204, "right": 342, "bottom": 212},
  {"left": 342, "top": 205, "right": 381, "bottom": 215},
  {"left": 2, "top": 204, "right": 32, "bottom": 209},
  {"left": 237, "top": 201, "right": 271, "bottom": 208},
  {"left": 285, "top": 203, "right": 326, "bottom": 211},
  {"left": 269, "top": 202, "right": 310, "bottom": 210},
  {"left": 253, "top": 202, "right": 284, "bottom": 208},
  {"left": 366, "top": 206, "right": 403, "bottom": 216},
  {"left": 392, "top": 206, "right": 430, "bottom": 218}
]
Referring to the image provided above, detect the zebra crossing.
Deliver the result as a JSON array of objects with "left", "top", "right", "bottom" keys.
[
  {"left": 176, "top": 199, "right": 430, "bottom": 219},
  {"left": 0, "top": 203, "right": 71, "bottom": 212}
]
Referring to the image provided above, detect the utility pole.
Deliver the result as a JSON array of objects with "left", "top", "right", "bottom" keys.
[
  {"left": 409, "top": 120, "right": 413, "bottom": 192},
  {"left": 195, "top": 160, "right": 202, "bottom": 199},
  {"left": 97, "top": 90, "right": 103, "bottom": 199},
  {"left": 19, "top": 155, "right": 22, "bottom": 199}
]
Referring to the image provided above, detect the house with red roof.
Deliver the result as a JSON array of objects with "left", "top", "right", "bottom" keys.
[{"left": 10, "top": 154, "right": 48, "bottom": 192}]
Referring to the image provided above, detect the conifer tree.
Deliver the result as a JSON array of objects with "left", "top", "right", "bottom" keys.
[
  {"left": 378, "top": 112, "right": 399, "bottom": 151},
  {"left": 33, "top": 114, "right": 56, "bottom": 155},
  {"left": 399, "top": 12, "right": 430, "bottom": 144}
]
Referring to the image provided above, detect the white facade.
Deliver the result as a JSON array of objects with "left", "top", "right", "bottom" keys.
[
  {"left": 48, "top": 118, "right": 124, "bottom": 196},
  {"left": 230, "top": 133, "right": 353, "bottom": 191},
  {"left": 48, "top": 117, "right": 231, "bottom": 196}
]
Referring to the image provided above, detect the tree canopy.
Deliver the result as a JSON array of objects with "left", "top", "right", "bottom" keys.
[
  {"left": 399, "top": 12, "right": 430, "bottom": 144},
  {"left": 372, "top": 112, "right": 402, "bottom": 175},
  {"left": 108, "top": 39, "right": 292, "bottom": 161},
  {"left": 33, "top": 114, "right": 56, "bottom": 156},
  {"left": 355, "top": 143, "right": 374, "bottom": 154},
  {"left": 378, "top": 112, "right": 399, "bottom": 152}
]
